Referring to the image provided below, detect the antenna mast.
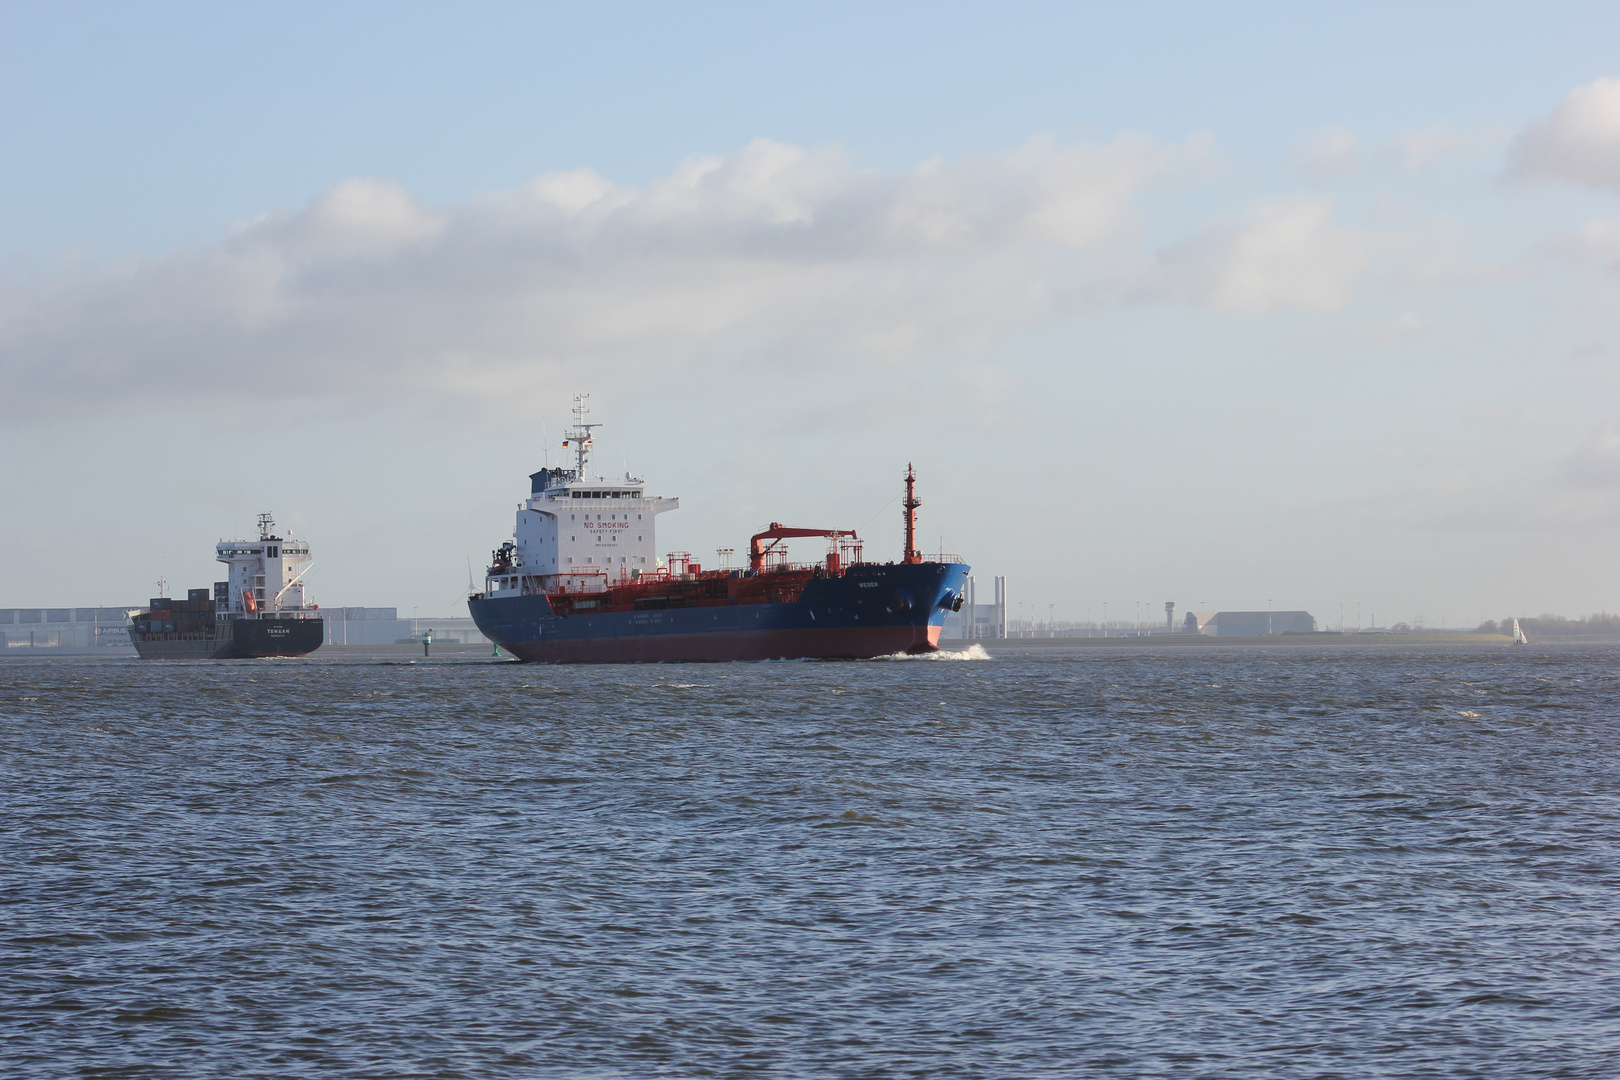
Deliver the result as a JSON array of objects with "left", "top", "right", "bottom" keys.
[
  {"left": 902, "top": 464, "right": 922, "bottom": 564},
  {"left": 257, "top": 512, "right": 275, "bottom": 540},
  {"left": 564, "top": 394, "right": 601, "bottom": 481}
]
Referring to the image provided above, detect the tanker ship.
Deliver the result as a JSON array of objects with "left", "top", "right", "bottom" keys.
[
  {"left": 467, "top": 399, "right": 969, "bottom": 662},
  {"left": 129, "top": 513, "right": 323, "bottom": 659}
]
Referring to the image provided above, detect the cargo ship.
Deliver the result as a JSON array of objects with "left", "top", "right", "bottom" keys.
[
  {"left": 467, "top": 400, "right": 969, "bottom": 662},
  {"left": 129, "top": 513, "right": 324, "bottom": 659}
]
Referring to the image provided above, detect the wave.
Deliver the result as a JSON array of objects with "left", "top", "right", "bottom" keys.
[{"left": 878, "top": 644, "right": 992, "bottom": 661}]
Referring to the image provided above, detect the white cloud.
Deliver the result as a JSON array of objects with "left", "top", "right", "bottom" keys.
[
  {"left": 281, "top": 177, "right": 447, "bottom": 258},
  {"left": 1, "top": 136, "right": 1228, "bottom": 418},
  {"left": 1293, "top": 126, "right": 1362, "bottom": 181},
  {"left": 1150, "top": 198, "right": 1368, "bottom": 313},
  {"left": 0, "top": 134, "right": 1449, "bottom": 419},
  {"left": 1509, "top": 76, "right": 1620, "bottom": 191}
]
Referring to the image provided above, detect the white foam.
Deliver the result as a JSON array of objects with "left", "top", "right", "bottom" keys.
[{"left": 878, "top": 644, "right": 992, "bottom": 661}]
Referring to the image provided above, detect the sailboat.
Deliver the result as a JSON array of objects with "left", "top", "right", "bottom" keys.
[{"left": 1511, "top": 617, "right": 1529, "bottom": 645}]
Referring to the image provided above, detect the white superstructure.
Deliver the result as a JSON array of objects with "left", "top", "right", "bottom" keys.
[
  {"left": 216, "top": 512, "right": 316, "bottom": 616},
  {"left": 484, "top": 396, "right": 678, "bottom": 598}
]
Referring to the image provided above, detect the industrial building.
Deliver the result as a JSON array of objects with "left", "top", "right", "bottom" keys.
[
  {"left": 1183, "top": 610, "right": 1217, "bottom": 634},
  {"left": 941, "top": 575, "right": 1006, "bottom": 639},
  {"left": 1185, "top": 610, "right": 1316, "bottom": 636},
  {"left": 321, "top": 609, "right": 489, "bottom": 645},
  {"left": 321, "top": 607, "right": 415, "bottom": 645},
  {"left": 403, "top": 616, "right": 488, "bottom": 646},
  {"left": 1, "top": 608, "right": 136, "bottom": 649}
]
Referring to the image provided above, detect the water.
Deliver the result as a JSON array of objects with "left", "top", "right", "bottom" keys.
[{"left": 4, "top": 643, "right": 1618, "bottom": 1078}]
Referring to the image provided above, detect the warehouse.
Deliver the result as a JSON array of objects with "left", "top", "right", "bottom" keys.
[
  {"left": 0, "top": 608, "right": 136, "bottom": 649},
  {"left": 1187, "top": 610, "right": 1316, "bottom": 636}
]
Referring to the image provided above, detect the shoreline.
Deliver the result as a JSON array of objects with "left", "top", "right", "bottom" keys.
[
  {"left": 9, "top": 637, "right": 1618, "bottom": 661},
  {"left": 938, "top": 633, "right": 1620, "bottom": 651}
]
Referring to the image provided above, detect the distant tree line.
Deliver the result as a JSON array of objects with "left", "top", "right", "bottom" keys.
[{"left": 1475, "top": 613, "right": 1620, "bottom": 636}]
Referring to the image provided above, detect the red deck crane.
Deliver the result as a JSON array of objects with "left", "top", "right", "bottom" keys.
[{"left": 749, "top": 524, "right": 859, "bottom": 574}]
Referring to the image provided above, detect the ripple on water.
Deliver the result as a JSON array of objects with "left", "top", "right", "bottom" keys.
[{"left": 2, "top": 644, "right": 1619, "bottom": 1077}]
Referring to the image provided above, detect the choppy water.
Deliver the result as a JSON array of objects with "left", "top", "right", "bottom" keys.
[{"left": 4, "top": 643, "right": 1619, "bottom": 1078}]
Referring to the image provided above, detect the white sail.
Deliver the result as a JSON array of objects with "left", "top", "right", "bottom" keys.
[{"left": 1511, "top": 617, "right": 1528, "bottom": 645}]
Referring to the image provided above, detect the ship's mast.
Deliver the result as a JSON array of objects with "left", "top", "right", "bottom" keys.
[
  {"left": 257, "top": 512, "right": 275, "bottom": 540},
  {"left": 564, "top": 393, "right": 601, "bottom": 481},
  {"left": 902, "top": 463, "right": 922, "bottom": 564}
]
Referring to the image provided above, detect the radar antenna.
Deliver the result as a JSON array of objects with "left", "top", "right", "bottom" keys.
[{"left": 563, "top": 394, "right": 601, "bottom": 481}]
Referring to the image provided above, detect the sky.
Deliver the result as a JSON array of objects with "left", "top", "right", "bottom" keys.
[{"left": 4, "top": 1, "right": 1620, "bottom": 627}]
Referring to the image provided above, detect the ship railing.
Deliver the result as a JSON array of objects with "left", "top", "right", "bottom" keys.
[
  {"left": 629, "top": 559, "right": 974, "bottom": 580},
  {"left": 528, "top": 570, "right": 610, "bottom": 596}
]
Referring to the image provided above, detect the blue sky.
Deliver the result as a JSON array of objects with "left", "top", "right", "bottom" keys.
[
  {"left": 4, "top": 1, "right": 1620, "bottom": 625},
  {"left": 7, "top": 2, "right": 1616, "bottom": 256}
]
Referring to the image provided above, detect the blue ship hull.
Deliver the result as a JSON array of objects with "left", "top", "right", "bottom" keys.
[{"left": 470, "top": 561, "right": 969, "bottom": 663}]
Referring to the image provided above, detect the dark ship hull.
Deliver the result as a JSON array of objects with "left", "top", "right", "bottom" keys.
[
  {"left": 131, "top": 616, "right": 324, "bottom": 659},
  {"left": 470, "top": 561, "right": 967, "bottom": 663}
]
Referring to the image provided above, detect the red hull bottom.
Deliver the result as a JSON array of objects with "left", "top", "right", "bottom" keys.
[{"left": 501, "top": 624, "right": 942, "bottom": 663}]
